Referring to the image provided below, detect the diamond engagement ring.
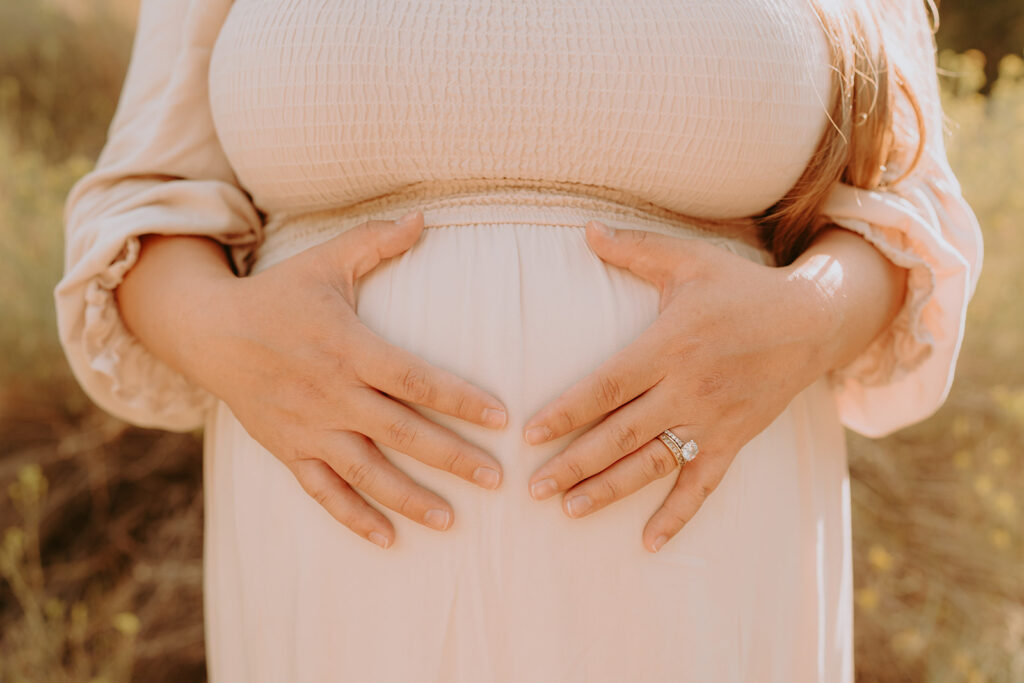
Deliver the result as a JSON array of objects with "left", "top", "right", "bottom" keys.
[{"left": 657, "top": 429, "right": 699, "bottom": 468}]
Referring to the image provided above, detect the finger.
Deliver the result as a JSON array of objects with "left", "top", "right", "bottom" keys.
[
  {"left": 352, "top": 387, "right": 504, "bottom": 490},
  {"left": 584, "top": 221, "right": 697, "bottom": 289},
  {"left": 561, "top": 437, "right": 681, "bottom": 519},
  {"left": 291, "top": 457, "right": 395, "bottom": 549},
  {"left": 643, "top": 443, "right": 729, "bottom": 553},
  {"left": 354, "top": 328, "right": 508, "bottom": 429},
  {"left": 320, "top": 430, "right": 456, "bottom": 532},
  {"left": 528, "top": 387, "right": 676, "bottom": 500},
  {"left": 337, "top": 210, "right": 421, "bottom": 280},
  {"left": 522, "top": 328, "right": 664, "bottom": 445}
]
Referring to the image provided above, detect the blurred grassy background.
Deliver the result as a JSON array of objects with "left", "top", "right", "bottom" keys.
[{"left": 0, "top": 1, "right": 1021, "bottom": 681}]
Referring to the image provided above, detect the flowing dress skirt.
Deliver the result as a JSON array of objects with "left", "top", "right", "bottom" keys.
[{"left": 201, "top": 183, "right": 855, "bottom": 683}]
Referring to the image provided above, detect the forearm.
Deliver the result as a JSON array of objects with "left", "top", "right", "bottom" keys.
[
  {"left": 114, "top": 234, "right": 238, "bottom": 380},
  {"left": 782, "top": 225, "right": 909, "bottom": 373}
]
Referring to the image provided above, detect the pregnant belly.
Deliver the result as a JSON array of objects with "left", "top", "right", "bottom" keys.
[
  {"left": 203, "top": 184, "right": 849, "bottom": 680},
  {"left": 245, "top": 183, "right": 776, "bottom": 565}
]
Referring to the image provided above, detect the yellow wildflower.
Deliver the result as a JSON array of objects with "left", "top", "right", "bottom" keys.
[
  {"left": 989, "top": 528, "right": 1011, "bottom": 549},
  {"left": 953, "top": 450, "right": 972, "bottom": 470},
  {"left": 974, "top": 474, "right": 994, "bottom": 496},
  {"left": 855, "top": 587, "right": 879, "bottom": 612},
  {"left": 994, "top": 492, "right": 1016, "bottom": 519},
  {"left": 868, "top": 545, "right": 893, "bottom": 572},
  {"left": 989, "top": 447, "right": 1011, "bottom": 467}
]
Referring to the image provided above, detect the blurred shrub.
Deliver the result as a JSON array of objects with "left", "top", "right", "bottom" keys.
[
  {"left": 0, "top": 0, "right": 134, "bottom": 161},
  {"left": 848, "top": 50, "right": 1024, "bottom": 683},
  {"left": 0, "top": 464, "right": 138, "bottom": 683},
  {"left": 0, "top": 128, "right": 91, "bottom": 389},
  {"left": 935, "top": 0, "right": 1024, "bottom": 93}
]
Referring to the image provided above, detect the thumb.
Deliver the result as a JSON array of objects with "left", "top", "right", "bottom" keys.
[
  {"left": 338, "top": 210, "right": 424, "bottom": 279},
  {"left": 585, "top": 220, "right": 676, "bottom": 287}
]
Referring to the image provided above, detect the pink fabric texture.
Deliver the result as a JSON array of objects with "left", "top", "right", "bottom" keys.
[{"left": 54, "top": 1, "right": 982, "bottom": 680}]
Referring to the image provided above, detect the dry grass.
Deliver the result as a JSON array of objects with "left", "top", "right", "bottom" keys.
[
  {"left": 846, "top": 51, "right": 1024, "bottom": 683},
  {"left": 0, "top": 3, "right": 1021, "bottom": 680}
]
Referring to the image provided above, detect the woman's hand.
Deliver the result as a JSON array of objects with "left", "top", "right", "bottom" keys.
[
  {"left": 522, "top": 219, "right": 907, "bottom": 554},
  {"left": 117, "top": 212, "right": 508, "bottom": 551}
]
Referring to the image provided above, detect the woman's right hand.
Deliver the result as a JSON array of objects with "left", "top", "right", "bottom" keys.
[{"left": 122, "top": 211, "right": 507, "bottom": 550}]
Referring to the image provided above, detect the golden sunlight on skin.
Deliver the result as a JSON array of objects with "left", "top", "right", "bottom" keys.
[
  {"left": 786, "top": 227, "right": 908, "bottom": 373},
  {"left": 786, "top": 252, "right": 846, "bottom": 307}
]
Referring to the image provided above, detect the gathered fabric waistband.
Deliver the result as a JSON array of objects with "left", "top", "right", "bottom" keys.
[{"left": 255, "top": 179, "right": 772, "bottom": 273}]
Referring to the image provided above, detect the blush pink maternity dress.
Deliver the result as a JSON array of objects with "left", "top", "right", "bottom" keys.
[{"left": 56, "top": 1, "right": 983, "bottom": 681}]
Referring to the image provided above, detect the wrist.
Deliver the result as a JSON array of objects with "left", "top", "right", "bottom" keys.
[
  {"left": 777, "top": 225, "right": 910, "bottom": 374},
  {"left": 116, "top": 234, "right": 240, "bottom": 383},
  {"left": 777, "top": 256, "right": 845, "bottom": 377}
]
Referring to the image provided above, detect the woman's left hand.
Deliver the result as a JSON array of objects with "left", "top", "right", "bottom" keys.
[{"left": 523, "top": 219, "right": 841, "bottom": 554}]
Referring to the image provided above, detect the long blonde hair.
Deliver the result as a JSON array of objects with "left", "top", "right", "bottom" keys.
[{"left": 758, "top": 0, "right": 940, "bottom": 266}]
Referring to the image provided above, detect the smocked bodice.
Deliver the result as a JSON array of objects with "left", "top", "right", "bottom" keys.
[{"left": 207, "top": 0, "right": 833, "bottom": 219}]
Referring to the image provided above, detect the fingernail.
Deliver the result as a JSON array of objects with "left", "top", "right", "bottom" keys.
[
  {"left": 651, "top": 534, "right": 668, "bottom": 553},
  {"left": 425, "top": 508, "right": 452, "bottom": 531},
  {"left": 369, "top": 531, "right": 391, "bottom": 549},
  {"left": 473, "top": 466, "right": 501, "bottom": 489},
  {"left": 396, "top": 210, "right": 420, "bottom": 227},
  {"left": 530, "top": 478, "right": 558, "bottom": 500},
  {"left": 566, "top": 494, "right": 592, "bottom": 518},
  {"left": 524, "top": 425, "right": 551, "bottom": 445},
  {"left": 482, "top": 408, "right": 507, "bottom": 429},
  {"left": 590, "top": 220, "right": 615, "bottom": 238}
]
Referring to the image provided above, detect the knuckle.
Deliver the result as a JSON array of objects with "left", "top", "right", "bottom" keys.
[
  {"left": 343, "top": 458, "right": 377, "bottom": 490},
  {"left": 566, "top": 459, "right": 587, "bottom": 483},
  {"left": 552, "top": 408, "right": 578, "bottom": 435},
  {"left": 292, "top": 461, "right": 367, "bottom": 532},
  {"left": 593, "top": 374, "right": 622, "bottom": 410},
  {"left": 600, "top": 477, "right": 622, "bottom": 501},
  {"left": 385, "top": 418, "right": 418, "bottom": 449},
  {"left": 696, "top": 481, "right": 716, "bottom": 502},
  {"left": 645, "top": 449, "right": 675, "bottom": 478},
  {"left": 394, "top": 491, "right": 415, "bottom": 517},
  {"left": 453, "top": 392, "right": 472, "bottom": 420},
  {"left": 339, "top": 511, "right": 363, "bottom": 532},
  {"left": 400, "top": 366, "right": 435, "bottom": 404},
  {"left": 442, "top": 449, "right": 468, "bottom": 474},
  {"left": 665, "top": 506, "right": 691, "bottom": 529},
  {"left": 609, "top": 422, "right": 641, "bottom": 454},
  {"left": 310, "top": 483, "right": 337, "bottom": 510}
]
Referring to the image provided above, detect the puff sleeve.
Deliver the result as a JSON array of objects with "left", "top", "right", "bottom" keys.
[
  {"left": 818, "top": 2, "right": 984, "bottom": 438},
  {"left": 54, "top": 0, "right": 263, "bottom": 432}
]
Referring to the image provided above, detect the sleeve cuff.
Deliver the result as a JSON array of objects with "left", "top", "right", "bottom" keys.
[
  {"left": 818, "top": 179, "right": 977, "bottom": 437},
  {"left": 825, "top": 211, "right": 937, "bottom": 388},
  {"left": 57, "top": 178, "right": 263, "bottom": 432},
  {"left": 79, "top": 235, "right": 213, "bottom": 432}
]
